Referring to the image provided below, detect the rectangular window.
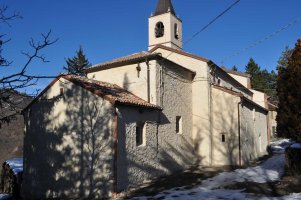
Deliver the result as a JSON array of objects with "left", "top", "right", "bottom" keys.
[
  {"left": 259, "top": 134, "right": 262, "bottom": 152},
  {"left": 136, "top": 122, "right": 146, "bottom": 147},
  {"left": 60, "top": 87, "right": 64, "bottom": 95},
  {"left": 221, "top": 134, "right": 226, "bottom": 142},
  {"left": 272, "top": 126, "right": 276, "bottom": 135},
  {"left": 176, "top": 116, "right": 182, "bottom": 134}
]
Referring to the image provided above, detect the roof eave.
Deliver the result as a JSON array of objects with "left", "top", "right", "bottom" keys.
[{"left": 85, "top": 54, "right": 161, "bottom": 74}]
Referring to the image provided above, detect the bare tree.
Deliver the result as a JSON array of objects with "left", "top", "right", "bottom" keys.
[{"left": 0, "top": 5, "right": 58, "bottom": 125}]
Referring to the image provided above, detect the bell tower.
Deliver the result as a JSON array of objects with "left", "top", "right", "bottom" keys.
[{"left": 148, "top": 0, "right": 183, "bottom": 50}]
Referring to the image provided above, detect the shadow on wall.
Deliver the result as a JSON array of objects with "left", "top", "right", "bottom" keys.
[
  {"left": 212, "top": 92, "right": 247, "bottom": 167},
  {"left": 212, "top": 93, "right": 264, "bottom": 167},
  {"left": 212, "top": 93, "right": 239, "bottom": 166},
  {"left": 116, "top": 107, "right": 205, "bottom": 193},
  {"left": 22, "top": 81, "right": 114, "bottom": 199}
]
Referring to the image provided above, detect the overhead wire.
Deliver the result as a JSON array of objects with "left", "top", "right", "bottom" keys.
[
  {"left": 165, "top": 0, "right": 241, "bottom": 60},
  {"left": 220, "top": 15, "right": 301, "bottom": 64}
]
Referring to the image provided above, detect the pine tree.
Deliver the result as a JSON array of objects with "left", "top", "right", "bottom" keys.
[
  {"left": 276, "top": 40, "right": 301, "bottom": 141},
  {"left": 231, "top": 65, "right": 238, "bottom": 71},
  {"left": 277, "top": 46, "right": 293, "bottom": 70},
  {"left": 245, "top": 58, "right": 262, "bottom": 90},
  {"left": 64, "top": 46, "right": 91, "bottom": 76},
  {"left": 245, "top": 58, "right": 277, "bottom": 101}
]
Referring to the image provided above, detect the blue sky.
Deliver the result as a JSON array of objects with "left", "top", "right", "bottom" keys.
[{"left": 2, "top": 0, "right": 301, "bottom": 92}]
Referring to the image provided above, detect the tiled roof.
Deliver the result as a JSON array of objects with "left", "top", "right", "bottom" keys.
[
  {"left": 224, "top": 69, "right": 251, "bottom": 78},
  {"left": 149, "top": 45, "right": 210, "bottom": 63},
  {"left": 213, "top": 85, "right": 243, "bottom": 97},
  {"left": 213, "top": 85, "right": 268, "bottom": 112},
  {"left": 268, "top": 102, "right": 277, "bottom": 111},
  {"left": 85, "top": 52, "right": 159, "bottom": 73},
  {"left": 63, "top": 75, "right": 161, "bottom": 109}
]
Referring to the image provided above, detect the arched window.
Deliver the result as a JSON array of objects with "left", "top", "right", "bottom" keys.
[
  {"left": 174, "top": 23, "right": 179, "bottom": 40},
  {"left": 155, "top": 22, "right": 164, "bottom": 38}
]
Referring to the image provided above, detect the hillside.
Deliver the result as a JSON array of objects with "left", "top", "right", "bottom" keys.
[{"left": 0, "top": 91, "right": 32, "bottom": 171}]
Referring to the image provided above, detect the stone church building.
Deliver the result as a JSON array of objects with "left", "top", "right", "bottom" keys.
[{"left": 22, "top": 0, "right": 271, "bottom": 198}]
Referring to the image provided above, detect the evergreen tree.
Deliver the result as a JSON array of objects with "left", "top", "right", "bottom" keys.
[
  {"left": 245, "top": 58, "right": 277, "bottom": 101},
  {"left": 276, "top": 40, "right": 301, "bottom": 141},
  {"left": 277, "top": 46, "right": 293, "bottom": 70},
  {"left": 245, "top": 58, "right": 262, "bottom": 90},
  {"left": 64, "top": 46, "right": 91, "bottom": 76},
  {"left": 231, "top": 65, "right": 238, "bottom": 71}
]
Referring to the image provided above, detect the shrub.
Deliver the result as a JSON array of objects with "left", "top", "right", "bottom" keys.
[{"left": 285, "top": 146, "right": 301, "bottom": 175}]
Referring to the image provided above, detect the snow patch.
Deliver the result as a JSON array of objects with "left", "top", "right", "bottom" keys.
[
  {"left": 0, "top": 194, "right": 13, "bottom": 200},
  {"left": 201, "top": 154, "right": 285, "bottom": 189},
  {"left": 270, "top": 138, "right": 294, "bottom": 154},
  {"left": 290, "top": 143, "right": 301, "bottom": 149},
  {"left": 5, "top": 158, "right": 23, "bottom": 175},
  {"left": 129, "top": 139, "right": 298, "bottom": 200}
]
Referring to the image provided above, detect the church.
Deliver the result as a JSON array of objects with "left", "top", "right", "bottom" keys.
[{"left": 21, "top": 0, "right": 271, "bottom": 198}]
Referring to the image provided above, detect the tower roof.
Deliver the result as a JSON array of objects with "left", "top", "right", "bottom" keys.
[{"left": 154, "top": 0, "right": 176, "bottom": 16}]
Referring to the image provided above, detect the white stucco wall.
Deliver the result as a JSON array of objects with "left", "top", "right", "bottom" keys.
[
  {"left": 213, "top": 68, "right": 253, "bottom": 100},
  {"left": 149, "top": 13, "right": 182, "bottom": 50},
  {"left": 87, "top": 60, "right": 158, "bottom": 105},
  {"left": 240, "top": 100, "right": 268, "bottom": 165},
  {"left": 228, "top": 73, "right": 251, "bottom": 89},
  {"left": 253, "top": 107, "right": 268, "bottom": 156},
  {"left": 251, "top": 89, "right": 267, "bottom": 108},
  {"left": 22, "top": 78, "right": 115, "bottom": 199},
  {"left": 269, "top": 110, "right": 277, "bottom": 138},
  {"left": 212, "top": 87, "right": 240, "bottom": 166}
]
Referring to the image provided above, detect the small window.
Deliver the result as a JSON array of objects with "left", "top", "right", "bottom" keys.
[
  {"left": 174, "top": 23, "right": 179, "bottom": 40},
  {"left": 221, "top": 134, "right": 226, "bottom": 142},
  {"left": 176, "top": 116, "right": 182, "bottom": 134},
  {"left": 155, "top": 22, "right": 164, "bottom": 38},
  {"left": 272, "top": 126, "right": 276, "bottom": 135},
  {"left": 136, "top": 122, "right": 146, "bottom": 146},
  {"left": 259, "top": 134, "right": 262, "bottom": 152},
  {"left": 136, "top": 64, "right": 141, "bottom": 78},
  {"left": 60, "top": 88, "right": 64, "bottom": 95}
]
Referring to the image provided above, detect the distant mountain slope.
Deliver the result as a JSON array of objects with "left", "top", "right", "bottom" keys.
[{"left": 0, "top": 91, "right": 32, "bottom": 171}]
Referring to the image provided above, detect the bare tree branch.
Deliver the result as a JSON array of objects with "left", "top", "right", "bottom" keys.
[{"left": 0, "top": 5, "right": 58, "bottom": 125}]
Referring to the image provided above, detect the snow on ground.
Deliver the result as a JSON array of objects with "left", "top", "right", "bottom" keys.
[
  {"left": 0, "top": 194, "right": 12, "bottom": 200},
  {"left": 291, "top": 143, "right": 301, "bottom": 149},
  {"left": 269, "top": 138, "right": 294, "bottom": 154},
  {"left": 130, "top": 139, "right": 301, "bottom": 200},
  {"left": 202, "top": 154, "right": 285, "bottom": 189}
]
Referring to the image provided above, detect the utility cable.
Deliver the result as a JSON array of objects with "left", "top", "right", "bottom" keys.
[
  {"left": 165, "top": 0, "right": 241, "bottom": 60},
  {"left": 220, "top": 15, "right": 301, "bottom": 64}
]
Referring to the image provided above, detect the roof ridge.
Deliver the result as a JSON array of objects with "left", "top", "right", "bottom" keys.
[
  {"left": 85, "top": 51, "right": 159, "bottom": 73},
  {"left": 64, "top": 75, "right": 161, "bottom": 109}
]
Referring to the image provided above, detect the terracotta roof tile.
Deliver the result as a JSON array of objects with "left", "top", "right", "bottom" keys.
[
  {"left": 223, "top": 68, "right": 251, "bottom": 78},
  {"left": 85, "top": 52, "right": 159, "bottom": 73},
  {"left": 149, "top": 44, "right": 210, "bottom": 63},
  {"left": 64, "top": 75, "right": 161, "bottom": 110}
]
